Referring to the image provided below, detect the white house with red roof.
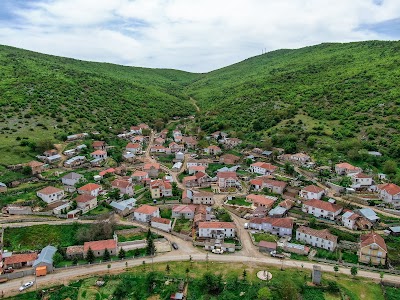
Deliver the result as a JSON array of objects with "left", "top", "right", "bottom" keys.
[
  {"left": 377, "top": 183, "right": 400, "bottom": 207},
  {"left": 250, "top": 176, "right": 287, "bottom": 194},
  {"left": 249, "top": 162, "right": 278, "bottom": 175},
  {"left": 126, "top": 143, "right": 142, "bottom": 154},
  {"left": 151, "top": 217, "right": 172, "bottom": 232},
  {"left": 217, "top": 171, "right": 239, "bottom": 188},
  {"left": 204, "top": 145, "right": 222, "bottom": 156},
  {"left": 150, "top": 145, "right": 168, "bottom": 153},
  {"left": 225, "top": 138, "right": 242, "bottom": 148},
  {"left": 111, "top": 179, "right": 134, "bottom": 196},
  {"left": 302, "top": 199, "right": 343, "bottom": 220},
  {"left": 198, "top": 222, "right": 236, "bottom": 239},
  {"left": 133, "top": 205, "right": 160, "bottom": 222},
  {"left": 91, "top": 150, "right": 107, "bottom": 160},
  {"left": 84, "top": 239, "right": 117, "bottom": 257},
  {"left": 130, "top": 126, "right": 142, "bottom": 135},
  {"left": 154, "top": 137, "right": 165, "bottom": 145},
  {"left": 335, "top": 162, "right": 362, "bottom": 175},
  {"left": 299, "top": 185, "right": 325, "bottom": 200},
  {"left": 92, "top": 141, "right": 106, "bottom": 150},
  {"left": 132, "top": 135, "right": 144, "bottom": 143},
  {"left": 249, "top": 217, "right": 293, "bottom": 236},
  {"left": 246, "top": 194, "right": 277, "bottom": 209},
  {"left": 150, "top": 180, "right": 172, "bottom": 199},
  {"left": 183, "top": 172, "right": 212, "bottom": 188},
  {"left": 131, "top": 170, "right": 149, "bottom": 182},
  {"left": 296, "top": 226, "right": 338, "bottom": 251},
  {"left": 169, "top": 142, "right": 184, "bottom": 153},
  {"left": 172, "top": 205, "right": 197, "bottom": 219},
  {"left": 188, "top": 165, "right": 206, "bottom": 175},
  {"left": 37, "top": 186, "right": 64, "bottom": 203},
  {"left": 342, "top": 211, "right": 372, "bottom": 230},
  {"left": 77, "top": 183, "right": 102, "bottom": 197},
  {"left": 349, "top": 173, "right": 373, "bottom": 189},
  {"left": 75, "top": 194, "right": 98, "bottom": 211}
]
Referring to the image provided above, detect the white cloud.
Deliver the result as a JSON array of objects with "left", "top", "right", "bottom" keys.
[{"left": 0, "top": 0, "right": 400, "bottom": 72}]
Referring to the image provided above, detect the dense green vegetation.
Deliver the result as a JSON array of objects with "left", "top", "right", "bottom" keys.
[{"left": 2, "top": 41, "right": 400, "bottom": 179}]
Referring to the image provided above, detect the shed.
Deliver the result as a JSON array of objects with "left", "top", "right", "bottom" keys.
[
  {"left": 33, "top": 245, "right": 57, "bottom": 273},
  {"left": 35, "top": 266, "right": 47, "bottom": 276},
  {"left": 389, "top": 226, "right": 400, "bottom": 236},
  {"left": 357, "top": 208, "right": 380, "bottom": 223},
  {"left": 258, "top": 241, "right": 277, "bottom": 253},
  {"left": 67, "top": 209, "right": 81, "bottom": 219},
  {"left": 268, "top": 206, "right": 287, "bottom": 217}
]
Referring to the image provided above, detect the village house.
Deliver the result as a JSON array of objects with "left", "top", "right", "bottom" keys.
[
  {"left": 130, "top": 126, "right": 142, "bottom": 135},
  {"left": 91, "top": 150, "right": 107, "bottom": 160},
  {"left": 342, "top": 211, "right": 372, "bottom": 230},
  {"left": 299, "top": 185, "right": 325, "bottom": 200},
  {"left": 159, "top": 129, "right": 168, "bottom": 139},
  {"left": 335, "top": 162, "right": 362, "bottom": 175},
  {"left": 268, "top": 206, "right": 288, "bottom": 218},
  {"left": 110, "top": 198, "right": 136, "bottom": 216},
  {"left": 182, "top": 189, "right": 215, "bottom": 205},
  {"left": 249, "top": 217, "right": 293, "bottom": 236},
  {"left": 175, "top": 151, "right": 184, "bottom": 161},
  {"left": 131, "top": 170, "right": 149, "bottom": 182},
  {"left": 0, "top": 182, "right": 7, "bottom": 193},
  {"left": 77, "top": 183, "right": 102, "bottom": 197},
  {"left": 84, "top": 239, "right": 117, "bottom": 258},
  {"left": 67, "top": 133, "right": 89, "bottom": 141},
  {"left": 132, "top": 135, "right": 144, "bottom": 143},
  {"left": 43, "top": 149, "right": 58, "bottom": 157},
  {"left": 186, "top": 159, "right": 209, "bottom": 168},
  {"left": 182, "top": 136, "right": 198, "bottom": 149},
  {"left": 99, "top": 168, "right": 116, "bottom": 178},
  {"left": 169, "top": 142, "right": 185, "bottom": 153},
  {"left": 172, "top": 205, "right": 197, "bottom": 219},
  {"left": 151, "top": 217, "right": 172, "bottom": 232},
  {"left": 296, "top": 226, "right": 338, "bottom": 251},
  {"left": 92, "top": 141, "right": 106, "bottom": 150},
  {"left": 376, "top": 183, "right": 400, "bottom": 208},
  {"left": 183, "top": 172, "right": 212, "bottom": 188},
  {"left": 173, "top": 130, "right": 183, "bottom": 143},
  {"left": 126, "top": 143, "right": 142, "bottom": 154},
  {"left": 150, "top": 145, "right": 168, "bottom": 153},
  {"left": 133, "top": 205, "right": 160, "bottom": 222},
  {"left": 64, "top": 156, "right": 86, "bottom": 168},
  {"left": 187, "top": 165, "right": 206, "bottom": 175},
  {"left": 349, "top": 173, "right": 373, "bottom": 189},
  {"left": 246, "top": 194, "right": 277, "bottom": 209},
  {"left": 302, "top": 199, "right": 343, "bottom": 220},
  {"left": 61, "top": 172, "right": 84, "bottom": 186},
  {"left": 138, "top": 123, "right": 149, "bottom": 130},
  {"left": 251, "top": 206, "right": 268, "bottom": 218},
  {"left": 224, "top": 138, "right": 242, "bottom": 148},
  {"left": 250, "top": 177, "right": 287, "bottom": 194},
  {"left": 4, "top": 253, "right": 38, "bottom": 269},
  {"left": 75, "top": 194, "right": 98, "bottom": 211},
  {"left": 219, "top": 154, "right": 240, "bottom": 165},
  {"left": 204, "top": 145, "right": 222, "bottom": 156},
  {"left": 37, "top": 186, "right": 64, "bottom": 203},
  {"left": 154, "top": 137, "right": 165, "bottom": 145},
  {"left": 279, "top": 199, "right": 295, "bottom": 210},
  {"left": 357, "top": 208, "right": 380, "bottom": 223},
  {"left": 32, "top": 245, "right": 57, "bottom": 274},
  {"left": 111, "top": 178, "right": 134, "bottom": 196},
  {"left": 27, "top": 160, "right": 45, "bottom": 174},
  {"left": 359, "top": 232, "right": 387, "bottom": 266},
  {"left": 150, "top": 180, "right": 173, "bottom": 199},
  {"left": 249, "top": 162, "right": 278, "bottom": 175},
  {"left": 198, "top": 222, "right": 236, "bottom": 239},
  {"left": 143, "top": 163, "right": 161, "bottom": 178},
  {"left": 217, "top": 171, "right": 239, "bottom": 189}
]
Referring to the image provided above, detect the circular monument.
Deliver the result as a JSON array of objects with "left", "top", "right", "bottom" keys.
[{"left": 257, "top": 270, "right": 272, "bottom": 281}]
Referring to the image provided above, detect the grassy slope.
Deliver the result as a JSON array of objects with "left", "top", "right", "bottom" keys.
[{"left": 188, "top": 41, "right": 400, "bottom": 164}]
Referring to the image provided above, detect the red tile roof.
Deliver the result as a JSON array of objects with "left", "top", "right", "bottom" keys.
[
  {"left": 151, "top": 217, "right": 171, "bottom": 225},
  {"left": 78, "top": 183, "right": 101, "bottom": 192},
  {"left": 302, "top": 185, "right": 324, "bottom": 193},
  {"left": 217, "top": 171, "right": 238, "bottom": 179},
  {"left": 353, "top": 173, "right": 372, "bottom": 179},
  {"left": 84, "top": 239, "right": 117, "bottom": 252},
  {"left": 28, "top": 160, "right": 44, "bottom": 168},
  {"left": 251, "top": 162, "right": 278, "bottom": 172},
  {"left": 4, "top": 253, "right": 38, "bottom": 265},
  {"left": 198, "top": 222, "right": 236, "bottom": 229},
  {"left": 99, "top": 168, "right": 115, "bottom": 177},
  {"left": 378, "top": 183, "right": 400, "bottom": 196},
  {"left": 150, "top": 179, "right": 172, "bottom": 189},
  {"left": 172, "top": 205, "right": 197, "bottom": 213},
  {"left": 195, "top": 171, "right": 208, "bottom": 179},
  {"left": 135, "top": 204, "right": 159, "bottom": 215},
  {"left": 92, "top": 141, "right": 105, "bottom": 147},
  {"left": 335, "top": 162, "right": 358, "bottom": 170},
  {"left": 265, "top": 179, "right": 287, "bottom": 188},
  {"left": 143, "top": 163, "right": 160, "bottom": 170},
  {"left": 303, "top": 199, "right": 342, "bottom": 213},
  {"left": 246, "top": 194, "right": 276, "bottom": 207},
  {"left": 279, "top": 199, "right": 295, "bottom": 209},
  {"left": 183, "top": 175, "right": 197, "bottom": 183},
  {"left": 37, "top": 186, "right": 63, "bottom": 195},
  {"left": 297, "top": 226, "right": 338, "bottom": 243},
  {"left": 92, "top": 150, "right": 106, "bottom": 155},
  {"left": 188, "top": 165, "right": 206, "bottom": 171},
  {"left": 250, "top": 217, "right": 293, "bottom": 228},
  {"left": 75, "top": 194, "right": 97, "bottom": 203},
  {"left": 360, "top": 232, "right": 387, "bottom": 252},
  {"left": 112, "top": 179, "right": 132, "bottom": 189},
  {"left": 132, "top": 171, "right": 148, "bottom": 177},
  {"left": 126, "top": 143, "right": 141, "bottom": 149}
]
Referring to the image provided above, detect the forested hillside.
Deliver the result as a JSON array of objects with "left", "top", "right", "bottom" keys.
[
  {"left": 188, "top": 41, "right": 400, "bottom": 166},
  {"left": 1, "top": 41, "right": 400, "bottom": 170}
]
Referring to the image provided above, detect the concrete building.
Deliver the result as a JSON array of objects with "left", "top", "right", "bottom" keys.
[{"left": 296, "top": 226, "right": 338, "bottom": 251}]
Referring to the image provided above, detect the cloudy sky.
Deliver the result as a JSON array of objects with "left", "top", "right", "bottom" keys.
[{"left": 1, "top": 0, "right": 400, "bottom": 72}]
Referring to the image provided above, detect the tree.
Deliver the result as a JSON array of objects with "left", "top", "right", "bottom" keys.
[
  {"left": 52, "top": 252, "right": 64, "bottom": 266},
  {"left": 257, "top": 287, "right": 272, "bottom": 300},
  {"left": 103, "top": 249, "right": 111, "bottom": 261},
  {"left": 334, "top": 265, "right": 339, "bottom": 277},
  {"left": 185, "top": 267, "right": 190, "bottom": 279},
  {"left": 134, "top": 248, "right": 141, "bottom": 257},
  {"left": 72, "top": 257, "right": 78, "bottom": 265},
  {"left": 36, "top": 139, "right": 54, "bottom": 153},
  {"left": 146, "top": 236, "right": 156, "bottom": 256},
  {"left": 309, "top": 217, "right": 317, "bottom": 229},
  {"left": 108, "top": 188, "right": 121, "bottom": 200},
  {"left": 383, "top": 160, "right": 398, "bottom": 175},
  {"left": 275, "top": 279, "right": 299, "bottom": 300},
  {"left": 22, "top": 166, "right": 32, "bottom": 175},
  {"left": 242, "top": 269, "right": 247, "bottom": 281},
  {"left": 166, "top": 264, "right": 170, "bottom": 275},
  {"left": 350, "top": 266, "right": 358, "bottom": 278},
  {"left": 380, "top": 272, "right": 384, "bottom": 283},
  {"left": 86, "top": 247, "right": 95, "bottom": 263},
  {"left": 284, "top": 162, "right": 295, "bottom": 176},
  {"left": 118, "top": 248, "right": 126, "bottom": 259},
  {"left": 107, "top": 263, "right": 111, "bottom": 273}
]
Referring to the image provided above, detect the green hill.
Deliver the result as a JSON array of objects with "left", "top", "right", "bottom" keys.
[{"left": 1, "top": 41, "right": 400, "bottom": 171}]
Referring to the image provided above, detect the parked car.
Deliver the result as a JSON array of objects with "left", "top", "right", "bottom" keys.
[
  {"left": 4, "top": 267, "right": 14, "bottom": 273},
  {"left": 212, "top": 249, "right": 224, "bottom": 254},
  {"left": 171, "top": 242, "right": 179, "bottom": 250},
  {"left": 270, "top": 251, "right": 285, "bottom": 259},
  {"left": 19, "top": 281, "right": 34, "bottom": 292}
]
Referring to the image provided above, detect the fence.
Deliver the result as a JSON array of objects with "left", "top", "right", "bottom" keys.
[{"left": 0, "top": 269, "right": 34, "bottom": 280}]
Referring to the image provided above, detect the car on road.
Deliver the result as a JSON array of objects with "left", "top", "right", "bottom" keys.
[
  {"left": 190, "top": 154, "right": 198, "bottom": 158},
  {"left": 212, "top": 249, "right": 224, "bottom": 254},
  {"left": 171, "top": 242, "right": 179, "bottom": 250},
  {"left": 19, "top": 281, "right": 34, "bottom": 292}
]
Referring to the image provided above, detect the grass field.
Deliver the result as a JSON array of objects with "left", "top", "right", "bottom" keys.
[
  {"left": 5, "top": 261, "right": 387, "bottom": 300},
  {"left": 252, "top": 232, "right": 278, "bottom": 243},
  {"left": 227, "top": 197, "right": 251, "bottom": 206}
]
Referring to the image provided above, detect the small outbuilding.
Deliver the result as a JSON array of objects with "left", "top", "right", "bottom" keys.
[{"left": 33, "top": 245, "right": 57, "bottom": 273}]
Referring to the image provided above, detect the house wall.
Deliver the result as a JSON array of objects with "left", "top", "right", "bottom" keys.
[
  {"left": 193, "top": 196, "right": 214, "bottom": 205},
  {"left": 198, "top": 228, "right": 235, "bottom": 238},
  {"left": 62, "top": 178, "right": 80, "bottom": 186},
  {"left": 296, "top": 232, "right": 336, "bottom": 251},
  {"left": 134, "top": 210, "right": 160, "bottom": 222},
  {"left": 87, "top": 247, "right": 117, "bottom": 258},
  {"left": 359, "top": 245, "right": 386, "bottom": 265},
  {"left": 302, "top": 204, "right": 341, "bottom": 220},
  {"left": 300, "top": 190, "right": 324, "bottom": 200},
  {"left": 151, "top": 221, "right": 171, "bottom": 232},
  {"left": 37, "top": 191, "right": 64, "bottom": 203}
]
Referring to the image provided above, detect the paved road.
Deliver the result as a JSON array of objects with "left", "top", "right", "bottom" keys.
[{"left": 4, "top": 251, "right": 400, "bottom": 298}]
